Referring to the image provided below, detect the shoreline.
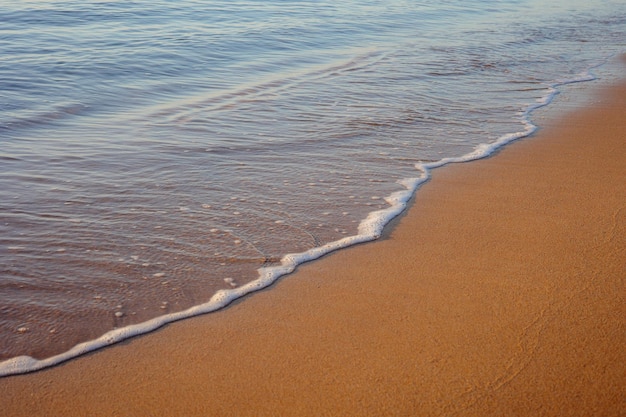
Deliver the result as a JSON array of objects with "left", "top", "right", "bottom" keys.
[
  {"left": 2, "top": 64, "right": 625, "bottom": 415},
  {"left": 0, "top": 58, "right": 613, "bottom": 377}
]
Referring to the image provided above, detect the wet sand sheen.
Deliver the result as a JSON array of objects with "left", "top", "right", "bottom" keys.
[{"left": 2, "top": 75, "right": 625, "bottom": 415}]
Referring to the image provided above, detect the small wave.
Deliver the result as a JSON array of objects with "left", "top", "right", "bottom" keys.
[
  {"left": 136, "top": 49, "right": 388, "bottom": 125},
  {"left": 3, "top": 103, "right": 88, "bottom": 131}
]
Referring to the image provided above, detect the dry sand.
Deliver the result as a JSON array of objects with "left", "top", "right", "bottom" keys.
[{"left": 1, "top": 71, "right": 625, "bottom": 416}]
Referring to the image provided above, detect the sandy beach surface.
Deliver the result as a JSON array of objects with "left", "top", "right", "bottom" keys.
[{"left": 2, "top": 70, "right": 625, "bottom": 415}]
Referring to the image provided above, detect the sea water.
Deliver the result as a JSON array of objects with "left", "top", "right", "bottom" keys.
[{"left": 1, "top": 0, "right": 624, "bottom": 376}]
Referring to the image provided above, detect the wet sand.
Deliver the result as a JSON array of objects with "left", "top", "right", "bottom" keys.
[{"left": 2, "top": 74, "right": 625, "bottom": 415}]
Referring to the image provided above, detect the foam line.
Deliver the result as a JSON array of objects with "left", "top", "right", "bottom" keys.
[{"left": 0, "top": 58, "right": 608, "bottom": 378}]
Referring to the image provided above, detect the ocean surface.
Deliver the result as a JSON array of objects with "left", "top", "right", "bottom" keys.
[{"left": 1, "top": 0, "right": 624, "bottom": 375}]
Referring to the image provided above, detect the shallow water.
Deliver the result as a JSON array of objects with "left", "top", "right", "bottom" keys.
[{"left": 1, "top": 0, "right": 624, "bottom": 371}]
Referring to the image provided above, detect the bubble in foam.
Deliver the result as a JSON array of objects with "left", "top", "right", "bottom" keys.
[{"left": 224, "top": 278, "right": 237, "bottom": 287}]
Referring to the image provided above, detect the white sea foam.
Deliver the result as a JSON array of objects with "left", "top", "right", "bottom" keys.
[{"left": 0, "top": 60, "right": 610, "bottom": 378}]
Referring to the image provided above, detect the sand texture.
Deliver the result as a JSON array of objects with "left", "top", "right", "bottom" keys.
[{"left": 1, "top": 75, "right": 625, "bottom": 416}]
